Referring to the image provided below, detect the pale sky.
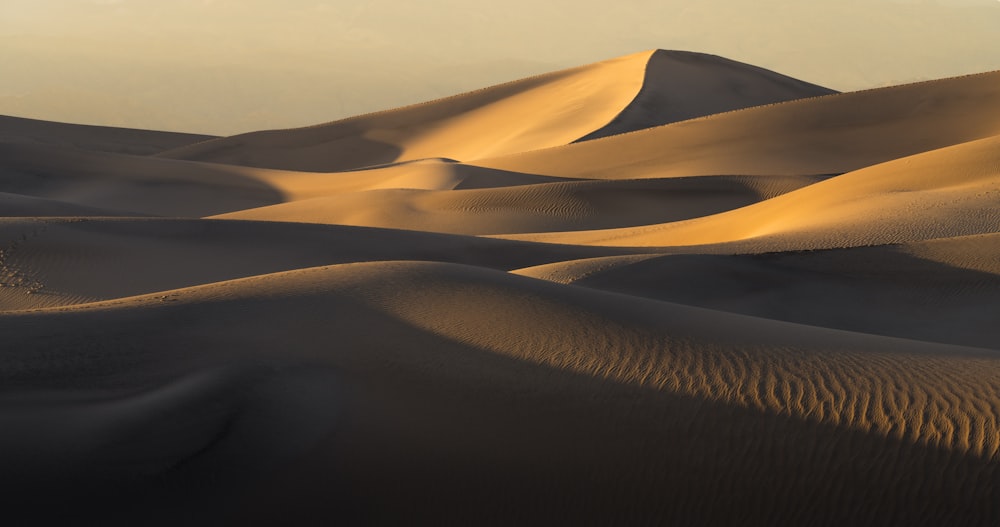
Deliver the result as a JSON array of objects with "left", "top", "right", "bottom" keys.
[{"left": 3, "top": 0, "right": 999, "bottom": 135}]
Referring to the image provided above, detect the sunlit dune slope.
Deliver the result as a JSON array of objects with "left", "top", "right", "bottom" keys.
[
  {"left": 215, "top": 175, "right": 820, "bottom": 234},
  {"left": 158, "top": 50, "right": 832, "bottom": 172},
  {"left": 3, "top": 262, "right": 997, "bottom": 524},
  {"left": 477, "top": 70, "right": 1000, "bottom": 179},
  {"left": 514, "top": 234, "right": 1000, "bottom": 348},
  {"left": 498, "top": 135, "right": 1000, "bottom": 249},
  {"left": 259, "top": 158, "right": 570, "bottom": 198},
  {"left": 0, "top": 115, "right": 214, "bottom": 155}
]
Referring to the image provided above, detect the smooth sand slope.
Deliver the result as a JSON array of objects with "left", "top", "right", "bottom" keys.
[
  {"left": 0, "top": 217, "right": 627, "bottom": 311},
  {"left": 158, "top": 50, "right": 833, "bottom": 172},
  {"left": 514, "top": 234, "right": 1000, "bottom": 349},
  {"left": 0, "top": 142, "right": 573, "bottom": 217},
  {"left": 2, "top": 262, "right": 998, "bottom": 525},
  {"left": 0, "top": 142, "right": 286, "bottom": 216},
  {"left": 477, "top": 69, "right": 1000, "bottom": 180},
  {"left": 216, "top": 174, "right": 821, "bottom": 234},
  {"left": 499, "top": 134, "right": 1000, "bottom": 249},
  {"left": 1, "top": 51, "right": 998, "bottom": 526},
  {"left": 0, "top": 114, "right": 214, "bottom": 155},
  {"left": 0, "top": 191, "right": 133, "bottom": 218},
  {"left": 577, "top": 50, "right": 836, "bottom": 141}
]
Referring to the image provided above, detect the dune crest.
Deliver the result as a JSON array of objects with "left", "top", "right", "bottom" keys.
[
  {"left": 578, "top": 50, "right": 836, "bottom": 141},
  {"left": 476, "top": 69, "right": 1000, "bottom": 180},
  {"left": 214, "top": 175, "right": 821, "bottom": 234},
  {"left": 496, "top": 134, "right": 1000, "bottom": 249},
  {"left": 157, "top": 50, "right": 833, "bottom": 172},
  {"left": 0, "top": 115, "right": 215, "bottom": 155}
]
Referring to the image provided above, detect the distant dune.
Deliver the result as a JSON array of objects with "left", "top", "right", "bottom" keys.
[
  {"left": 1, "top": 51, "right": 997, "bottom": 526},
  {"left": 214, "top": 174, "right": 821, "bottom": 234},
  {"left": 157, "top": 50, "right": 834, "bottom": 172},
  {"left": 497, "top": 134, "right": 1000, "bottom": 249},
  {"left": 477, "top": 69, "right": 1000, "bottom": 179},
  {"left": 0, "top": 115, "right": 215, "bottom": 155}
]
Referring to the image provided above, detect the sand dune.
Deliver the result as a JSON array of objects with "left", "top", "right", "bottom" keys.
[
  {"left": 2, "top": 50, "right": 998, "bottom": 526},
  {"left": 0, "top": 114, "right": 214, "bottom": 155},
  {"left": 477, "top": 69, "right": 1000, "bottom": 180},
  {"left": 0, "top": 218, "right": 627, "bottom": 311},
  {"left": 514, "top": 234, "right": 1000, "bottom": 348},
  {"left": 216, "top": 174, "right": 820, "bottom": 234},
  {"left": 0, "top": 191, "right": 133, "bottom": 218},
  {"left": 0, "top": 143, "right": 574, "bottom": 217},
  {"left": 578, "top": 50, "right": 836, "bottom": 141},
  {"left": 158, "top": 50, "right": 833, "bottom": 172},
  {"left": 253, "top": 158, "right": 570, "bottom": 199},
  {"left": 3, "top": 262, "right": 998, "bottom": 524},
  {"left": 498, "top": 134, "right": 1000, "bottom": 249},
  {"left": 0, "top": 142, "right": 287, "bottom": 216}
]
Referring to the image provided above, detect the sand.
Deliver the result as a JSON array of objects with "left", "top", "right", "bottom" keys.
[
  {"left": 157, "top": 50, "right": 834, "bottom": 172},
  {"left": 0, "top": 114, "right": 215, "bottom": 155},
  {"left": 1, "top": 50, "right": 997, "bottom": 526}
]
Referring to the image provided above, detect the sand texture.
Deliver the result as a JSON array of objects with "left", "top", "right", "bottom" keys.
[{"left": 1, "top": 50, "right": 997, "bottom": 526}]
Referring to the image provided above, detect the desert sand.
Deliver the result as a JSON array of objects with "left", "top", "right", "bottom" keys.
[{"left": 1, "top": 50, "right": 997, "bottom": 526}]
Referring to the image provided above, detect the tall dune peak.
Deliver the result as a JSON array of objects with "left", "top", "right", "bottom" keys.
[{"left": 157, "top": 50, "right": 833, "bottom": 172}]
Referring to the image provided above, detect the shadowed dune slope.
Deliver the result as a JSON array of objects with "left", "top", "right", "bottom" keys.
[
  {"left": 514, "top": 234, "right": 1000, "bottom": 348},
  {"left": 0, "top": 218, "right": 630, "bottom": 311},
  {"left": 0, "top": 143, "right": 571, "bottom": 217},
  {"left": 0, "top": 192, "right": 136, "bottom": 218},
  {"left": 578, "top": 50, "right": 836, "bottom": 141},
  {"left": 0, "top": 142, "right": 287, "bottom": 217},
  {"left": 477, "top": 69, "right": 1000, "bottom": 180},
  {"left": 158, "top": 50, "right": 832, "bottom": 172},
  {"left": 0, "top": 115, "right": 215, "bottom": 155},
  {"left": 215, "top": 175, "right": 821, "bottom": 235},
  {"left": 498, "top": 134, "right": 1000, "bottom": 249},
  {"left": 2, "top": 262, "right": 998, "bottom": 525}
]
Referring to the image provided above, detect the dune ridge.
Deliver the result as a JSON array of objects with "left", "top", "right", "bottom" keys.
[
  {"left": 214, "top": 174, "right": 821, "bottom": 234},
  {"left": 496, "top": 134, "right": 1000, "bottom": 249},
  {"left": 1, "top": 49, "right": 998, "bottom": 525},
  {"left": 0, "top": 115, "right": 215, "bottom": 155},
  {"left": 157, "top": 50, "right": 834, "bottom": 172},
  {"left": 155, "top": 51, "right": 656, "bottom": 171},
  {"left": 578, "top": 49, "right": 837, "bottom": 141},
  {"left": 476, "top": 68, "right": 1000, "bottom": 180}
]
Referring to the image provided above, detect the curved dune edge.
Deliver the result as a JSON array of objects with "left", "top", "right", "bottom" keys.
[
  {"left": 0, "top": 143, "right": 577, "bottom": 217},
  {"left": 156, "top": 49, "right": 834, "bottom": 173},
  {"left": 493, "top": 134, "right": 1000, "bottom": 249},
  {"left": 577, "top": 49, "right": 836, "bottom": 141},
  {"left": 6, "top": 260, "right": 998, "bottom": 457},
  {"left": 0, "top": 217, "right": 634, "bottom": 312},
  {"left": 513, "top": 234, "right": 1000, "bottom": 348},
  {"left": 155, "top": 51, "right": 655, "bottom": 171},
  {"left": 475, "top": 68, "right": 1000, "bottom": 179},
  {"left": 0, "top": 115, "right": 215, "bottom": 155},
  {"left": 213, "top": 175, "right": 821, "bottom": 235},
  {"left": 4, "top": 261, "right": 998, "bottom": 523}
]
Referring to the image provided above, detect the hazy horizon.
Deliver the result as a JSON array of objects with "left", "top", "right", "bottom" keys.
[{"left": 4, "top": 0, "right": 1000, "bottom": 135}]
